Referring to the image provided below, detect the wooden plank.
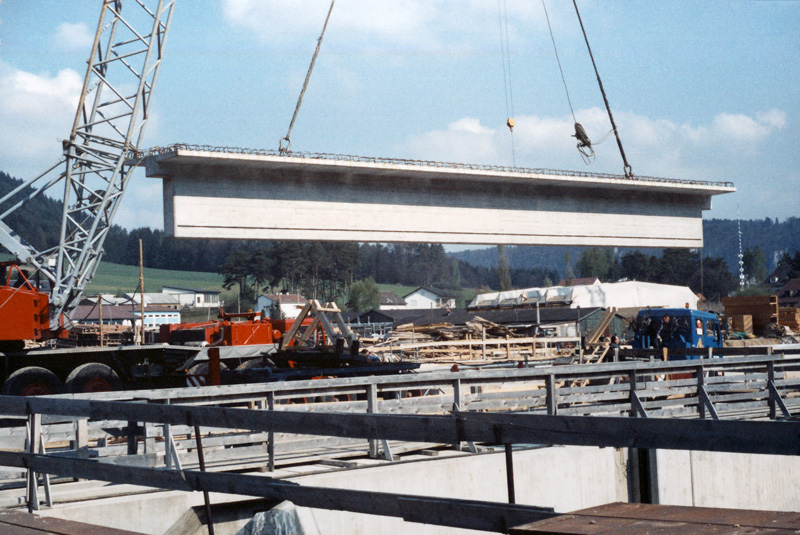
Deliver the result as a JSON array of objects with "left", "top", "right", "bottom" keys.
[
  {"left": 385, "top": 336, "right": 579, "bottom": 351},
  {"left": 510, "top": 502, "right": 800, "bottom": 534},
  {"left": 577, "top": 503, "right": 800, "bottom": 529},
  {"left": 0, "top": 509, "right": 147, "bottom": 535},
  {"left": 509, "top": 513, "right": 639, "bottom": 534},
  {"left": 0, "top": 524, "right": 45, "bottom": 535}
]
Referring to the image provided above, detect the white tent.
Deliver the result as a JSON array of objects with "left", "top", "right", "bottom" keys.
[{"left": 469, "top": 280, "right": 698, "bottom": 310}]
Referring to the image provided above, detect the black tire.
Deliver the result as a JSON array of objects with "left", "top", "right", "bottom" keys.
[
  {"left": 3, "top": 366, "right": 64, "bottom": 396},
  {"left": 65, "top": 362, "right": 123, "bottom": 393},
  {"left": 235, "top": 357, "right": 276, "bottom": 370}
]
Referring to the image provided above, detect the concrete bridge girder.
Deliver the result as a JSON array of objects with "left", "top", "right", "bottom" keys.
[{"left": 140, "top": 149, "right": 735, "bottom": 247}]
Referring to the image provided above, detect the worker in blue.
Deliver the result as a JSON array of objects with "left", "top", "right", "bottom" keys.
[{"left": 655, "top": 314, "right": 672, "bottom": 348}]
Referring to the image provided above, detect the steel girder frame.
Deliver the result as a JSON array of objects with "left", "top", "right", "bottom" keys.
[{"left": 0, "top": 0, "right": 176, "bottom": 330}]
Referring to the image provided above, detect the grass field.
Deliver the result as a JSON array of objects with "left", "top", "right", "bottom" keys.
[
  {"left": 86, "top": 262, "right": 226, "bottom": 295},
  {"left": 33, "top": 260, "right": 478, "bottom": 309}
]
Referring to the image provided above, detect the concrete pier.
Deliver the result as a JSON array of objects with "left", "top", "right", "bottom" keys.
[{"left": 138, "top": 146, "right": 735, "bottom": 247}]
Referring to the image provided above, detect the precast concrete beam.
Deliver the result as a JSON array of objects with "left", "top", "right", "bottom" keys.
[{"left": 137, "top": 146, "right": 735, "bottom": 247}]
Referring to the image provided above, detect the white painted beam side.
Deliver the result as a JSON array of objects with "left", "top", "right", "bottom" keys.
[{"left": 170, "top": 195, "right": 703, "bottom": 247}]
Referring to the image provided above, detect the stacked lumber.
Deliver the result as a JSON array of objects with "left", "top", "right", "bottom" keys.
[
  {"left": 779, "top": 307, "right": 800, "bottom": 332},
  {"left": 66, "top": 324, "right": 132, "bottom": 346},
  {"left": 728, "top": 314, "right": 753, "bottom": 335},
  {"left": 465, "top": 316, "right": 516, "bottom": 338},
  {"left": 365, "top": 317, "right": 575, "bottom": 363},
  {"left": 722, "top": 295, "right": 778, "bottom": 335}
]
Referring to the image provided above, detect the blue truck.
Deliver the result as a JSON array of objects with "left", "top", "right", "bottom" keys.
[{"left": 632, "top": 308, "right": 723, "bottom": 357}]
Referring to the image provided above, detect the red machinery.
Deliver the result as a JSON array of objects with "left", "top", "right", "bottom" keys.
[
  {"left": 159, "top": 309, "right": 282, "bottom": 347},
  {"left": 0, "top": 263, "right": 51, "bottom": 351}
]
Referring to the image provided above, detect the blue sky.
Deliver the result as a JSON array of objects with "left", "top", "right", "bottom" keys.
[{"left": 0, "top": 1, "right": 798, "bottom": 234}]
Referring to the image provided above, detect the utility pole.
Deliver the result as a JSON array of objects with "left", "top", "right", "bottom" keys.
[
  {"left": 139, "top": 239, "right": 145, "bottom": 345},
  {"left": 98, "top": 295, "right": 104, "bottom": 347}
]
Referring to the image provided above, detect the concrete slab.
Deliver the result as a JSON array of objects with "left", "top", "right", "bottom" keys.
[{"left": 138, "top": 146, "right": 735, "bottom": 247}]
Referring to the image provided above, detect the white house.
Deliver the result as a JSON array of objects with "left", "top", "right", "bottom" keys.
[
  {"left": 402, "top": 287, "right": 456, "bottom": 309},
  {"left": 379, "top": 291, "right": 407, "bottom": 310},
  {"left": 134, "top": 306, "right": 182, "bottom": 326},
  {"left": 256, "top": 293, "right": 307, "bottom": 319},
  {"left": 73, "top": 304, "right": 181, "bottom": 326},
  {"left": 162, "top": 286, "right": 221, "bottom": 308},
  {"left": 122, "top": 292, "right": 181, "bottom": 310}
]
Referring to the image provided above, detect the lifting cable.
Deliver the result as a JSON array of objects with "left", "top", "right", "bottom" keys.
[
  {"left": 540, "top": 0, "right": 596, "bottom": 164},
  {"left": 497, "top": 0, "right": 516, "bottom": 167},
  {"left": 571, "top": 0, "right": 633, "bottom": 177},
  {"left": 279, "top": 0, "right": 336, "bottom": 155}
]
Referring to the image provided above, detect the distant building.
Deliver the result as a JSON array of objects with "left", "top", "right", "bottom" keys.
[
  {"left": 122, "top": 292, "right": 181, "bottom": 310},
  {"left": 402, "top": 287, "right": 456, "bottom": 309},
  {"left": 257, "top": 293, "right": 307, "bottom": 319},
  {"left": 767, "top": 264, "right": 795, "bottom": 286},
  {"left": 779, "top": 278, "right": 800, "bottom": 308},
  {"left": 379, "top": 291, "right": 406, "bottom": 310},
  {"left": 72, "top": 304, "right": 181, "bottom": 326},
  {"left": 162, "top": 286, "right": 221, "bottom": 308}
]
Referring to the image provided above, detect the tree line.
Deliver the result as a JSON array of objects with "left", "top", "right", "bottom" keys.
[
  {"left": 454, "top": 217, "right": 800, "bottom": 276},
  {"left": 1, "top": 170, "right": 794, "bottom": 310},
  {"left": 572, "top": 247, "right": 738, "bottom": 300},
  {"left": 218, "top": 241, "right": 559, "bottom": 308}
]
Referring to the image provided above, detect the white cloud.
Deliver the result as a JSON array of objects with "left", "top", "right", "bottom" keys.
[
  {"left": 54, "top": 22, "right": 94, "bottom": 51},
  {"left": 402, "top": 107, "right": 788, "bottom": 181},
  {"left": 405, "top": 117, "right": 499, "bottom": 163},
  {"left": 711, "top": 110, "right": 786, "bottom": 144},
  {"left": 449, "top": 117, "right": 493, "bottom": 135},
  {"left": 0, "top": 61, "right": 81, "bottom": 178},
  {"left": 221, "top": 0, "right": 557, "bottom": 50}
]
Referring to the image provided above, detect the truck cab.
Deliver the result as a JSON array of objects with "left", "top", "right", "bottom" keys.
[{"left": 632, "top": 308, "right": 723, "bottom": 356}]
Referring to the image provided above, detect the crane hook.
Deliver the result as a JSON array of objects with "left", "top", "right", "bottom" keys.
[{"left": 572, "top": 122, "right": 595, "bottom": 163}]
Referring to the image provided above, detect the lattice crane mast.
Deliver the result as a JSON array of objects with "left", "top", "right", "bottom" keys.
[{"left": 0, "top": 0, "right": 176, "bottom": 344}]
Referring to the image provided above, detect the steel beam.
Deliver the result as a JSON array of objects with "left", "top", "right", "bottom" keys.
[{"left": 1, "top": 396, "right": 799, "bottom": 456}]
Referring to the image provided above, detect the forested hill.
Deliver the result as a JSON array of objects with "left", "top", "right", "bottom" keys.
[
  {"left": 453, "top": 217, "right": 800, "bottom": 280},
  {"left": 1, "top": 169, "right": 797, "bottom": 286},
  {"left": 0, "top": 171, "right": 63, "bottom": 252}
]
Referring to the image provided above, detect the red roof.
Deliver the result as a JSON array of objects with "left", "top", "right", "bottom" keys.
[{"left": 779, "top": 278, "right": 800, "bottom": 306}]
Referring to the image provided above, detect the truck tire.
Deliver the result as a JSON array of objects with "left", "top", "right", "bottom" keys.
[
  {"left": 187, "top": 361, "right": 228, "bottom": 375},
  {"left": 65, "top": 362, "right": 123, "bottom": 393},
  {"left": 3, "top": 366, "right": 64, "bottom": 396},
  {"left": 235, "top": 357, "right": 276, "bottom": 370}
]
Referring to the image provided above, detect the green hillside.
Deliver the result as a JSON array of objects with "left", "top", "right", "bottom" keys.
[{"left": 86, "top": 261, "right": 225, "bottom": 296}]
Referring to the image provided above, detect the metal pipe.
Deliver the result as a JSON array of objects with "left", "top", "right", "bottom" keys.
[{"left": 194, "top": 424, "right": 215, "bottom": 535}]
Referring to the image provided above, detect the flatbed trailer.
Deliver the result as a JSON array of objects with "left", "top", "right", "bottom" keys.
[{"left": 0, "top": 343, "right": 278, "bottom": 395}]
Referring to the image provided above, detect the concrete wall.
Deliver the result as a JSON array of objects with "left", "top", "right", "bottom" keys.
[
  {"left": 290, "top": 446, "right": 627, "bottom": 535},
  {"left": 655, "top": 449, "right": 800, "bottom": 511},
  {"left": 36, "top": 445, "right": 800, "bottom": 535},
  {"left": 38, "top": 446, "right": 625, "bottom": 535}
]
